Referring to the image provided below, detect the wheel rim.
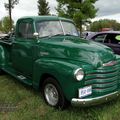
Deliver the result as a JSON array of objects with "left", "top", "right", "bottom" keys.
[{"left": 44, "top": 84, "right": 59, "bottom": 106}]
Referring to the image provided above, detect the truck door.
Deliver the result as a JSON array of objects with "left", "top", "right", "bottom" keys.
[{"left": 12, "top": 19, "right": 35, "bottom": 78}]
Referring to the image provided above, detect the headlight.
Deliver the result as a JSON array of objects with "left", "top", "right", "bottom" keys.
[{"left": 74, "top": 68, "right": 84, "bottom": 81}]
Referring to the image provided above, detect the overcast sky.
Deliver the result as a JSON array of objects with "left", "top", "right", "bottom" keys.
[
  {"left": 94, "top": 0, "right": 120, "bottom": 21},
  {"left": 0, "top": 0, "right": 120, "bottom": 23}
]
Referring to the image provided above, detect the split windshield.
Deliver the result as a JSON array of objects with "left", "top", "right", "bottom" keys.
[{"left": 36, "top": 21, "right": 79, "bottom": 37}]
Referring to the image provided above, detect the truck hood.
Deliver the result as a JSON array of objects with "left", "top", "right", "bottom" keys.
[{"left": 38, "top": 36, "right": 116, "bottom": 68}]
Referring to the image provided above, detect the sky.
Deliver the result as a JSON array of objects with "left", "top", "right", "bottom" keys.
[
  {"left": 93, "top": 0, "right": 120, "bottom": 22},
  {"left": 0, "top": 0, "right": 120, "bottom": 23}
]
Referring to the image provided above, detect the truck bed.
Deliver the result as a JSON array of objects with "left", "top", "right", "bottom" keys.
[{"left": 0, "top": 33, "right": 14, "bottom": 45}]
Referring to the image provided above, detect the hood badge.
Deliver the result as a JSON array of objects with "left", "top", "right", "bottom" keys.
[
  {"left": 40, "top": 52, "right": 49, "bottom": 56},
  {"left": 103, "top": 61, "right": 117, "bottom": 67}
]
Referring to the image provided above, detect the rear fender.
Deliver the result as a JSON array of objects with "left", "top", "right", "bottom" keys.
[{"left": 0, "top": 46, "right": 5, "bottom": 67}]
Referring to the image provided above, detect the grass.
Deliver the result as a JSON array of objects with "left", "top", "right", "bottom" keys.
[{"left": 0, "top": 74, "right": 120, "bottom": 120}]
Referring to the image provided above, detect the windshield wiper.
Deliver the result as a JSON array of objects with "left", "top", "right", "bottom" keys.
[
  {"left": 51, "top": 33, "right": 79, "bottom": 37},
  {"left": 39, "top": 33, "right": 78, "bottom": 39},
  {"left": 65, "top": 34, "right": 79, "bottom": 37},
  {"left": 50, "top": 33, "right": 64, "bottom": 37},
  {"left": 39, "top": 35, "right": 51, "bottom": 39},
  {"left": 38, "top": 34, "right": 64, "bottom": 39}
]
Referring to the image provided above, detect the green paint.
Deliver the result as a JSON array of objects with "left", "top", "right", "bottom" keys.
[{"left": 0, "top": 16, "right": 120, "bottom": 107}]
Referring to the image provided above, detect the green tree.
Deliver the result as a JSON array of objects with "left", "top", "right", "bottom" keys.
[
  {"left": 90, "top": 19, "right": 120, "bottom": 32},
  {"left": 56, "top": 0, "right": 98, "bottom": 35},
  {"left": 38, "top": 0, "right": 50, "bottom": 15},
  {"left": 1, "top": 16, "right": 14, "bottom": 33},
  {"left": 0, "top": 21, "right": 2, "bottom": 32},
  {"left": 4, "top": 0, "right": 19, "bottom": 31}
]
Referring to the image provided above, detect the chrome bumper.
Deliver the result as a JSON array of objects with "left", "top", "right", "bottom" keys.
[{"left": 71, "top": 91, "right": 119, "bottom": 106}]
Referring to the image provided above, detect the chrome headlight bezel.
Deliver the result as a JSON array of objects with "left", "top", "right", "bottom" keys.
[{"left": 74, "top": 68, "right": 84, "bottom": 81}]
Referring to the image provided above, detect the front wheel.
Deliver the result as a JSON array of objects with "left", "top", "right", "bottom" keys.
[{"left": 42, "top": 77, "right": 69, "bottom": 109}]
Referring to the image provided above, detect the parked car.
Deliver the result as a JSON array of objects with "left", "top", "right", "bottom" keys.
[
  {"left": 0, "top": 16, "right": 120, "bottom": 109},
  {"left": 86, "top": 31, "right": 120, "bottom": 55}
]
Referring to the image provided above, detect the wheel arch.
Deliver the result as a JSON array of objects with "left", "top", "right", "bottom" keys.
[{"left": 39, "top": 73, "right": 60, "bottom": 90}]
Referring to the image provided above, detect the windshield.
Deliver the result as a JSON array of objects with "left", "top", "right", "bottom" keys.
[{"left": 36, "top": 21, "right": 79, "bottom": 37}]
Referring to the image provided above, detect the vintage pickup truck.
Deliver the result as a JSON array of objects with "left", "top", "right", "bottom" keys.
[{"left": 0, "top": 16, "right": 120, "bottom": 109}]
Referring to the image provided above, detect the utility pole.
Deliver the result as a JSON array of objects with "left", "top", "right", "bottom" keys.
[{"left": 79, "top": 0, "right": 82, "bottom": 37}]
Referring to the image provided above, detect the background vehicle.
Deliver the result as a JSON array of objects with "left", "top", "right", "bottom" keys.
[{"left": 86, "top": 31, "right": 120, "bottom": 55}]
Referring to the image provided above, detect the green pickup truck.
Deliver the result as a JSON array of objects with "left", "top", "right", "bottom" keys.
[{"left": 0, "top": 16, "right": 120, "bottom": 109}]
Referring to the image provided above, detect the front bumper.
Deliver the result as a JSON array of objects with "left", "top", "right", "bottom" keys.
[{"left": 71, "top": 91, "right": 119, "bottom": 106}]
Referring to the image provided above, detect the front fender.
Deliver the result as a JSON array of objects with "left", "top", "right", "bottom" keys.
[{"left": 32, "top": 58, "right": 83, "bottom": 101}]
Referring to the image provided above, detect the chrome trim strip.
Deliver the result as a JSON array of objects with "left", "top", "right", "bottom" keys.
[{"left": 71, "top": 91, "right": 119, "bottom": 106}]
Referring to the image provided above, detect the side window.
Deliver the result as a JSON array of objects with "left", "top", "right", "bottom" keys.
[
  {"left": 93, "top": 34, "right": 106, "bottom": 43},
  {"left": 105, "top": 34, "right": 120, "bottom": 44},
  {"left": 18, "top": 22, "right": 33, "bottom": 39}
]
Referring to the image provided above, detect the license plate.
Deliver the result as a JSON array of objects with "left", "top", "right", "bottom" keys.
[{"left": 79, "top": 86, "right": 92, "bottom": 98}]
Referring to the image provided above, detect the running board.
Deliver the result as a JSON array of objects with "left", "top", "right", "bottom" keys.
[{"left": 2, "top": 66, "right": 32, "bottom": 86}]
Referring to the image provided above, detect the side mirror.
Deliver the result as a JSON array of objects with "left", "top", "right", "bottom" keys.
[
  {"left": 11, "top": 28, "right": 14, "bottom": 31},
  {"left": 33, "top": 32, "right": 39, "bottom": 39}
]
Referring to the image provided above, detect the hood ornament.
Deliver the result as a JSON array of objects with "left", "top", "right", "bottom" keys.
[{"left": 103, "top": 61, "right": 117, "bottom": 67}]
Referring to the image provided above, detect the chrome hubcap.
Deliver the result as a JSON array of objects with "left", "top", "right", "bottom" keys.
[{"left": 44, "top": 84, "right": 59, "bottom": 106}]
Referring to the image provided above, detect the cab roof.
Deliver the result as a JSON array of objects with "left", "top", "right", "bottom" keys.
[{"left": 17, "top": 16, "right": 73, "bottom": 23}]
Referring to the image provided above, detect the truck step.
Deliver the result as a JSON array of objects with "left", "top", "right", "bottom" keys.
[{"left": 2, "top": 66, "right": 32, "bottom": 86}]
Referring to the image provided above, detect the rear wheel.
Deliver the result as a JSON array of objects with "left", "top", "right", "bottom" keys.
[
  {"left": 42, "top": 77, "right": 69, "bottom": 109},
  {"left": 0, "top": 69, "right": 4, "bottom": 75}
]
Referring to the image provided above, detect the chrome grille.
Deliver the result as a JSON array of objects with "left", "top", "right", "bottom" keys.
[{"left": 85, "top": 62, "right": 119, "bottom": 94}]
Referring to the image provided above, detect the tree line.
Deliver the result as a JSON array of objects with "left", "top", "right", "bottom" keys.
[
  {"left": 0, "top": 0, "right": 120, "bottom": 34},
  {"left": 90, "top": 19, "right": 120, "bottom": 31}
]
